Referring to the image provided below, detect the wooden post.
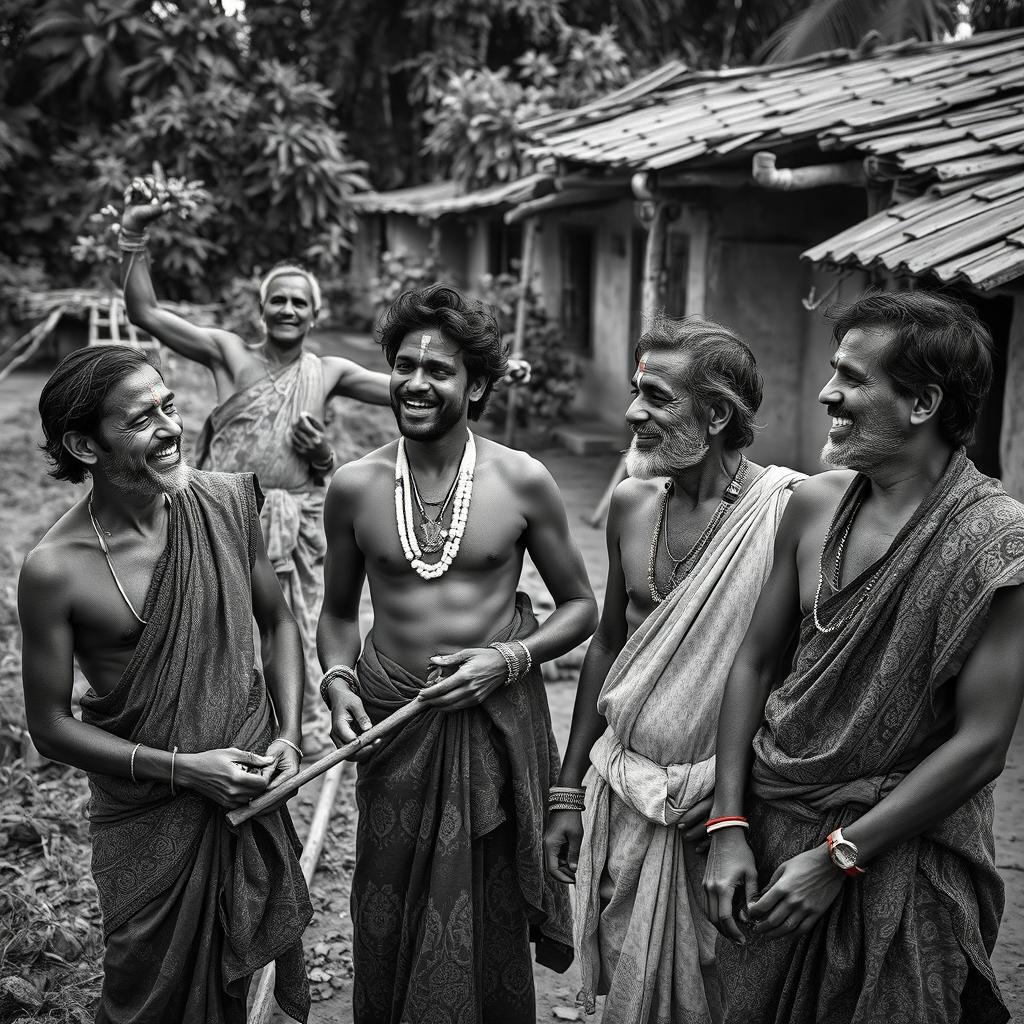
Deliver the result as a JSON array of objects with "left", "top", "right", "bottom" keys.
[
  {"left": 503, "top": 216, "right": 539, "bottom": 448},
  {"left": 588, "top": 202, "right": 666, "bottom": 526},
  {"left": 247, "top": 762, "right": 350, "bottom": 1023}
]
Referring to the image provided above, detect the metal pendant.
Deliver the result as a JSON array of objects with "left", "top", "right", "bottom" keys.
[{"left": 418, "top": 517, "right": 446, "bottom": 553}]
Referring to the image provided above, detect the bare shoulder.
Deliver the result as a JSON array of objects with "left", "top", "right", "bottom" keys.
[
  {"left": 609, "top": 474, "right": 661, "bottom": 522},
  {"left": 332, "top": 440, "right": 397, "bottom": 487},
  {"left": 784, "top": 469, "right": 854, "bottom": 522},
  {"left": 19, "top": 505, "right": 88, "bottom": 600},
  {"left": 475, "top": 436, "right": 553, "bottom": 490}
]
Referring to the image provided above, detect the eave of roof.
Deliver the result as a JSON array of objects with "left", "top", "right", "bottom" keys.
[
  {"left": 803, "top": 172, "right": 1024, "bottom": 290},
  {"left": 351, "top": 173, "right": 551, "bottom": 218}
]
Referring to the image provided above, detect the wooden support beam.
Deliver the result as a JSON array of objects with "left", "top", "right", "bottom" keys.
[{"left": 503, "top": 216, "right": 539, "bottom": 449}]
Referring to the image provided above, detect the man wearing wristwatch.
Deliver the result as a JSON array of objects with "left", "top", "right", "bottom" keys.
[
  {"left": 702, "top": 291, "right": 1024, "bottom": 1023},
  {"left": 120, "top": 179, "right": 391, "bottom": 756}
]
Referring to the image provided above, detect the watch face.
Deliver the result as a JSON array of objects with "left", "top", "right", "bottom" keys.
[{"left": 831, "top": 840, "right": 858, "bottom": 870}]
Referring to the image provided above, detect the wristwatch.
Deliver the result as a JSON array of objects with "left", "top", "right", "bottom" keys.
[{"left": 826, "top": 827, "right": 866, "bottom": 877}]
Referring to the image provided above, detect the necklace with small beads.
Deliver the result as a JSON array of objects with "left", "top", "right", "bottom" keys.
[
  {"left": 395, "top": 432, "right": 475, "bottom": 580},
  {"left": 648, "top": 455, "right": 748, "bottom": 604},
  {"left": 812, "top": 488, "right": 886, "bottom": 633}
]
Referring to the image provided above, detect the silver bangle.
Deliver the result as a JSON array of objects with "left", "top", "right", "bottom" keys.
[
  {"left": 277, "top": 737, "right": 303, "bottom": 757},
  {"left": 129, "top": 741, "right": 142, "bottom": 783},
  {"left": 170, "top": 745, "right": 178, "bottom": 795}
]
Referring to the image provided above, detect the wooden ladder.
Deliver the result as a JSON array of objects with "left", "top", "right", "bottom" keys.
[{"left": 88, "top": 296, "right": 160, "bottom": 359}]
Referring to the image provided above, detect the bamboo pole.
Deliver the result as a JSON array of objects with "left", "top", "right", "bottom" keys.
[
  {"left": 248, "top": 761, "right": 349, "bottom": 1023},
  {"left": 227, "top": 696, "right": 425, "bottom": 828},
  {"left": 503, "top": 217, "right": 539, "bottom": 448},
  {"left": 588, "top": 202, "right": 666, "bottom": 526}
]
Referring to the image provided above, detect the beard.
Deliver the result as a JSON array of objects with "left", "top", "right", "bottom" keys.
[
  {"left": 625, "top": 414, "right": 709, "bottom": 479},
  {"left": 391, "top": 394, "right": 466, "bottom": 442},
  {"left": 101, "top": 442, "right": 192, "bottom": 497},
  {"left": 820, "top": 408, "right": 906, "bottom": 471}
]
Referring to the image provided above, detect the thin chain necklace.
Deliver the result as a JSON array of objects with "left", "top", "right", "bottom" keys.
[
  {"left": 408, "top": 454, "right": 462, "bottom": 553},
  {"left": 648, "top": 455, "right": 749, "bottom": 604},
  {"left": 812, "top": 487, "right": 886, "bottom": 633},
  {"left": 87, "top": 493, "right": 170, "bottom": 626}
]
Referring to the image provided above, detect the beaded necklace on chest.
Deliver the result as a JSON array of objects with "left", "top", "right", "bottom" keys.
[
  {"left": 395, "top": 432, "right": 476, "bottom": 580},
  {"left": 648, "top": 455, "right": 748, "bottom": 604},
  {"left": 811, "top": 488, "right": 886, "bottom": 633}
]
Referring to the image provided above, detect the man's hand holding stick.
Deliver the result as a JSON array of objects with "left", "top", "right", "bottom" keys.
[{"left": 226, "top": 695, "right": 424, "bottom": 827}]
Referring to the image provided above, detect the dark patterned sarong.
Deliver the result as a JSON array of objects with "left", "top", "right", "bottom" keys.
[
  {"left": 351, "top": 593, "right": 573, "bottom": 1024},
  {"left": 720, "top": 449, "right": 1024, "bottom": 1024},
  {"left": 80, "top": 471, "right": 312, "bottom": 1024}
]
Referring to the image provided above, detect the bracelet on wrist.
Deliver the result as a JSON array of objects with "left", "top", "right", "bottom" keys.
[
  {"left": 276, "top": 737, "right": 303, "bottom": 758},
  {"left": 118, "top": 229, "right": 150, "bottom": 253},
  {"left": 706, "top": 820, "right": 749, "bottom": 835},
  {"left": 548, "top": 784, "right": 587, "bottom": 813},
  {"left": 320, "top": 664, "right": 359, "bottom": 704},
  {"left": 310, "top": 449, "right": 336, "bottom": 474}
]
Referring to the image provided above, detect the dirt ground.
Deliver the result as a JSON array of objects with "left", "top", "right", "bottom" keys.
[{"left": 1, "top": 346, "right": 1023, "bottom": 1022}]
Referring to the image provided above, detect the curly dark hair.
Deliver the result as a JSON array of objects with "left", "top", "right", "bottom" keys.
[
  {"left": 377, "top": 284, "right": 508, "bottom": 420},
  {"left": 633, "top": 315, "right": 763, "bottom": 450},
  {"left": 38, "top": 345, "right": 155, "bottom": 483},
  {"left": 828, "top": 290, "right": 994, "bottom": 448}
]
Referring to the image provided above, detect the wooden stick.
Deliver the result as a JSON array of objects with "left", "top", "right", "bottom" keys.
[
  {"left": 248, "top": 761, "right": 350, "bottom": 1023},
  {"left": 227, "top": 696, "right": 425, "bottom": 827}
]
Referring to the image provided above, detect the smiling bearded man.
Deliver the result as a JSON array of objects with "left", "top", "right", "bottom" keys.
[
  {"left": 543, "top": 316, "right": 803, "bottom": 1024},
  {"left": 318, "top": 284, "right": 598, "bottom": 1024},
  {"left": 704, "top": 291, "right": 1024, "bottom": 1024},
  {"left": 18, "top": 345, "right": 312, "bottom": 1022},
  {"left": 120, "top": 182, "right": 392, "bottom": 756}
]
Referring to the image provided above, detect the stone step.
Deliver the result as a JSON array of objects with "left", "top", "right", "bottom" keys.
[{"left": 550, "top": 420, "right": 627, "bottom": 456}]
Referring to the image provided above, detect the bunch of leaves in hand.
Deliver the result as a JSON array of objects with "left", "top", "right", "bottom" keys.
[{"left": 71, "top": 165, "right": 212, "bottom": 270}]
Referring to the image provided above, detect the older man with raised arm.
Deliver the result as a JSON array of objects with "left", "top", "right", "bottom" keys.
[
  {"left": 703, "top": 291, "right": 1024, "bottom": 1024},
  {"left": 317, "top": 284, "right": 598, "bottom": 1024},
  {"left": 18, "top": 345, "right": 312, "bottom": 1023},
  {"left": 542, "top": 317, "right": 803, "bottom": 1024},
  {"left": 120, "top": 181, "right": 391, "bottom": 755}
]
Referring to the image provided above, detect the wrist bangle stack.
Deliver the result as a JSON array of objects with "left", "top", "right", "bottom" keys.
[
  {"left": 277, "top": 737, "right": 303, "bottom": 757},
  {"left": 491, "top": 639, "right": 533, "bottom": 687},
  {"left": 320, "top": 664, "right": 359, "bottom": 704},
  {"left": 129, "top": 741, "right": 142, "bottom": 783},
  {"left": 705, "top": 815, "right": 749, "bottom": 835},
  {"left": 548, "top": 785, "right": 586, "bottom": 813},
  {"left": 118, "top": 228, "right": 149, "bottom": 253}
]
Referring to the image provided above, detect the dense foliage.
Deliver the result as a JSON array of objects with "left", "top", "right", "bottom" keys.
[{"left": 1, "top": 0, "right": 1021, "bottom": 316}]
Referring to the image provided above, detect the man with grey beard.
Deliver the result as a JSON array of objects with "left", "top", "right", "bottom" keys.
[
  {"left": 543, "top": 317, "right": 803, "bottom": 1024},
  {"left": 703, "top": 291, "right": 1024, "bottom": 1024},
  {"left": 18, "top": 345, "right": 312, "bottom": 1021}
]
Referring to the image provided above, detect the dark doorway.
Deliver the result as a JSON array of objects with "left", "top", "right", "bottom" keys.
[
  {"left": 961, "top": 290, "right": 1011, "bottom": 479},
  {"left": 560, "top": 226, "right": 595, "bottom": 355}
]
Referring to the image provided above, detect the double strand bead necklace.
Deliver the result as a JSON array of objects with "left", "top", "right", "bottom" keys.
[
  {"left": 811, "top": 488, "right": 887, "bottom": 633},
  {"left": 395, "top": 432, "right": 476, "bottom": 581},
  {"left": 648, "top": 454, "right": 748, "bottom": 604}
]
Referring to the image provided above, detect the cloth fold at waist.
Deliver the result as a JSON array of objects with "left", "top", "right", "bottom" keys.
[
  {"left": 589, "top": 727, "right": 716, "bottom": 826},
  {"left": 750, "top": 759, "right": 906, "bottom": 822}
]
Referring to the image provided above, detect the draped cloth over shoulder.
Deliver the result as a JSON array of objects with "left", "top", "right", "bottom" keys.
[
  {"left": 719, "top": 450, "right": 1024, "bottom": 1024},
  {"left": 575, "top": 466, "right": 802, "bottom": 1024},
  {"left": 196, "top": 351, "right": 330, "bottom": 749},
  {"left": 80, "top": 471, "right": 312, "bottom": 1024},
  {"left": 350, "top": 593, "right": 572, "bottom": 1024}
]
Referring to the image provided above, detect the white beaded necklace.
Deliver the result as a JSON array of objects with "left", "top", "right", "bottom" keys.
[{"left": 395, "top": 431, "right": 476, "bottom": 580}]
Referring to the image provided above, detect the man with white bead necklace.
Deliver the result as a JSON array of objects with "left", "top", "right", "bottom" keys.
[{"left": 317, "top": 283, "right": 597, "bottom": 1024}]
